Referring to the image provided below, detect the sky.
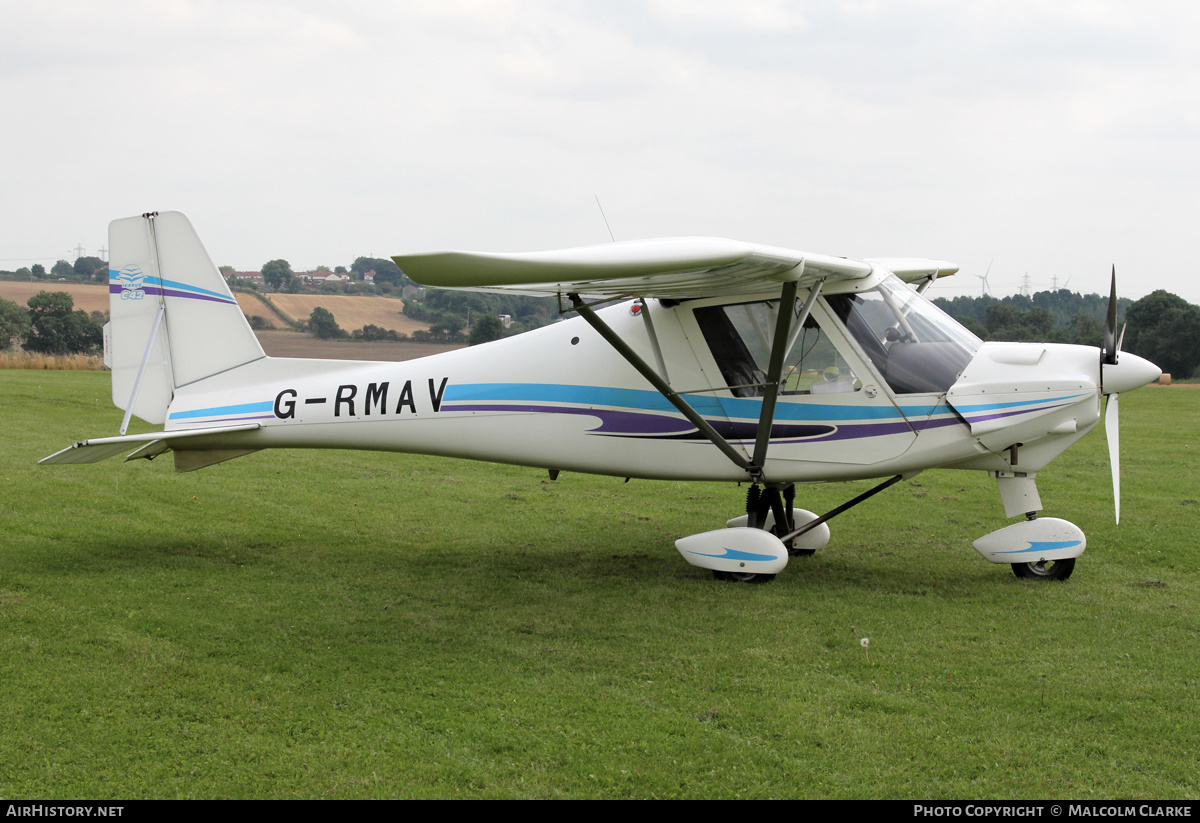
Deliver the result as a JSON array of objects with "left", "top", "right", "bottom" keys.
[{"left": 2, "top": 0, "right": 1198, "bottom": 303}]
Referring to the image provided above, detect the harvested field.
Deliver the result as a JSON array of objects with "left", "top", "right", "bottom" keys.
[
  {"left": 0, "top": 281, "right": 432, "bottom": 338},
  {"left": 265, "top": 293, "right": 428, "bottom": 334},
  {"left": 254, "top": 329, "right": 462, "bottom": 361},
  {"left": 0, "top": 281, "right": 109, "bottom": 314},
  {"left": 234, "top": 293, "right": 276, "bottom": 326}
]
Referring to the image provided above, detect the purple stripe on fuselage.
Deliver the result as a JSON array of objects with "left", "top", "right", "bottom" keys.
[
  {"left": 963, "top": 401, "right": 1074, "bottom": 425},
  {"left": 441, "top": 403, "right": 698, "bottom": 435},
  {"left": 443, "top": 402, "right": 848, "bottom": 441},
  {"left": 771, "top": 414, "right": 963, "bottom": 445}
]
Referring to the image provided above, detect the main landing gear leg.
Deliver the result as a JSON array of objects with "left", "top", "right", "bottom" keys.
[
  {"left": 711, "top": 485, "right": 780, "bottom": 583},
  {"left": 746, "top": 483, "right": 809, "bottom": 556}
]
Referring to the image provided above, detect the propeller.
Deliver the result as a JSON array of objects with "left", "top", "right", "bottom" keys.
[
  {"left": 1099, "top": 267, "right": 1162, "bottom": 524},
  {"left": 1103, "top": 265, "right": 1118, "bottom": 367},
  {"left": 1103, "top": 265, "right": 1120, "bottom": 524},
  {"left": 1105, "top": 392, "right": 1120, "bottom": 524}
]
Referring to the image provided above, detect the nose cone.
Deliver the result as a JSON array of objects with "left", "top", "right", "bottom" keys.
[{"left": 1102, "top": 352, "right": 1161, "bottom": 395}]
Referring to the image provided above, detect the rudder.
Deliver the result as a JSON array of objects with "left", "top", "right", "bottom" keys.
[{"left": 108, "top": 212, "right": 264, "bottom": 425}]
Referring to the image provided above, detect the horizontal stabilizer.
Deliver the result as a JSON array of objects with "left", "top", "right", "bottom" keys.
[{"left": 39, "top": 423, "right": 261, "bottom": 466}]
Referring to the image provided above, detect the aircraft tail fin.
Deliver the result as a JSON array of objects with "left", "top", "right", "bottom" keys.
[{"left": 108, "top": 212, "right": 264, "bottom": 425}]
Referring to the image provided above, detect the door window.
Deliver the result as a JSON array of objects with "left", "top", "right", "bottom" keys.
[{"left": 693, "top": 301, "right": 862, "bottom": 398}]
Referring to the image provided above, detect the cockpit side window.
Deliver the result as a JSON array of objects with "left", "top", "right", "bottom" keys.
[
  {"left": 694, "top": 301, "right": 862, "bottom": 398},
  {"left": 693, "top": 305, "right": 765, "bottom": 397}
]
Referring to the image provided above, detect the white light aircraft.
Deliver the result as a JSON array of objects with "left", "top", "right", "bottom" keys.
[{"left": 41, "top": 212, "right": 1161, "bottom": 583}]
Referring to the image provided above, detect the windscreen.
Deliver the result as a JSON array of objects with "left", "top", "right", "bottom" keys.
[{"left": 825, "top": 277, "right": 980, "bottom": 394}]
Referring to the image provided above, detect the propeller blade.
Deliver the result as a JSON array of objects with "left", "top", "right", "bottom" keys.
[
  {"left": 1104, "top": 265, "right": 1118, "bottom": 365},
  {"left": 1105, "top": 393, "right": 1120, "bottom": 524}
]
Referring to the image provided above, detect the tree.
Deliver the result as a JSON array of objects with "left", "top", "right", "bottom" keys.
[
  {"left": 352, "top": 256, "right": 406, "bottom": 287},
  {"left": 51, "top": 260, "right": 72, "bottom": 279},
  {"left": 308, "top": 306, "right": 347, "bottom": 339},
  {"left": 74, "top": 256, "right": 106, "bottom": 281},
  {"left": 262, "top": 259, "right": 295, "bottom": 291},
  {"left": 1053, "top": 313, "right": 1103, "bottom": 346},
  {"left": 432, "top": 312, "right": 466, "bottom": 339},
  {"left": 23, "top": 291, "right": 102, "bottom": 355},
  {"left": 469, "top": 314, "right": 506, "bottom": 346},
  {"left": 0, "top": 298, "right": 31, "bottom": 350},
  {"left": 1123, "top": 290, "right": 1200, "bottom": 378},
  {"left": 31, "top": 264, "right": 45, "bottom": 278},
  {"left": 982, "top": 303, "right": 1055, "bottom": 342}
]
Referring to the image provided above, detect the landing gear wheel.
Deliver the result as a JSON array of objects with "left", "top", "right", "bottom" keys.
[
  {"left": 785, "top": 542, "right": 816, "bottom": 558},
  {"left": 768, "top": 523, "right": 817, "bottom": 557},
  {"left": 1011, "top": 557, "right": 1076, "bottom": 581},
  {"left": 713, "top": 570, "right": 776, "bottom": 584}
]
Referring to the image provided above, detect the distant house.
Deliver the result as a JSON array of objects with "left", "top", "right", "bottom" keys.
[{"left": 226, "top": 271, "right": 265, "bottom": 286}]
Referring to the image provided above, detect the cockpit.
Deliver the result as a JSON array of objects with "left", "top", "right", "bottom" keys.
[{"left": 694, "top": 274, "right": 980, "bottom": 398}]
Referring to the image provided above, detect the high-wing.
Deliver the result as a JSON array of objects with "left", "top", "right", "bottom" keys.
[{"left": 392, "top": 237, "right": 882, "bottom": 299}]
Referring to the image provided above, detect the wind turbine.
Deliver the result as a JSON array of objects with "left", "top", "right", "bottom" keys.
[{"left": 974, "top": 260, "right": 993, "bottom": 297}]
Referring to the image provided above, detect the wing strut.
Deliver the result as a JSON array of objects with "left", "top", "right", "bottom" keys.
[
  {"left": 571, "top": 280, "right": 824, "bottom": 483},
  {"left": 749, "top": 280, "right": 798, "bottom": 474},
  {"left": 749, "top": 279, "right": 826, "bottom": 476},
  {"left": 569, "top": 294, "right": 752, "bottom": 473}
]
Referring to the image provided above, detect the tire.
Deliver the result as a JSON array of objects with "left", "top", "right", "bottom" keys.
[
  {"left": 713, "top": 570, "right": 776, "bottom": 584},
  {"left": 1011, "top": 557, "right": 1076, "bottom": 581},
  {"left": 766, "top": 523, "right": 815, "bottom": 557}
]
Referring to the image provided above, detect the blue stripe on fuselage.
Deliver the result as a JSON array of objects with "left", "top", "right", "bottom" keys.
[
  {"left": 169, "top": 401, "right": 274, "bottom": 420},
  {"left": 443, "top": 382, "right": 949, "bottom": 422}
]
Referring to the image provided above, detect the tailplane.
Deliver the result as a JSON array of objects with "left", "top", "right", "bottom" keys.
[{"left": 108, "top": 211, "right": 264, "bottom": 425}]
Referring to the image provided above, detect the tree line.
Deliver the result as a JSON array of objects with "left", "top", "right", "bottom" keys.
[
  {"left": 306, "top": 305, "right": 512, "bottom": 347},
  {"left": 5, "top": 255, "right": 1198, "bottom": 377},
  {"left": 933, "top": 289, "right": 1200, "bottom": 378},
  {"left": 0, "top": 292, "right": 104, "bottom": 355}
]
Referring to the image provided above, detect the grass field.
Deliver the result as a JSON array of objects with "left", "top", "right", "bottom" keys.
[{"left": 1, "top": 372, "right": 1197, "bottom": 799}]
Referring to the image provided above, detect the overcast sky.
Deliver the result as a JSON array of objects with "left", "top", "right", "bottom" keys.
[{"left": 2, "top": 0, "right": 1198, "bottom": 302}]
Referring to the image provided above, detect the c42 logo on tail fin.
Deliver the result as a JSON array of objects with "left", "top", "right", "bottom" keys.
[{"left": 116, "top": 265, "right": 146, "bottom": 300}]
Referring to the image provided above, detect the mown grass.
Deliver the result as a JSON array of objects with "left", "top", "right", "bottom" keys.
[{"left": 1, "top": 371, "right": 1197, "bottom": 799}]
